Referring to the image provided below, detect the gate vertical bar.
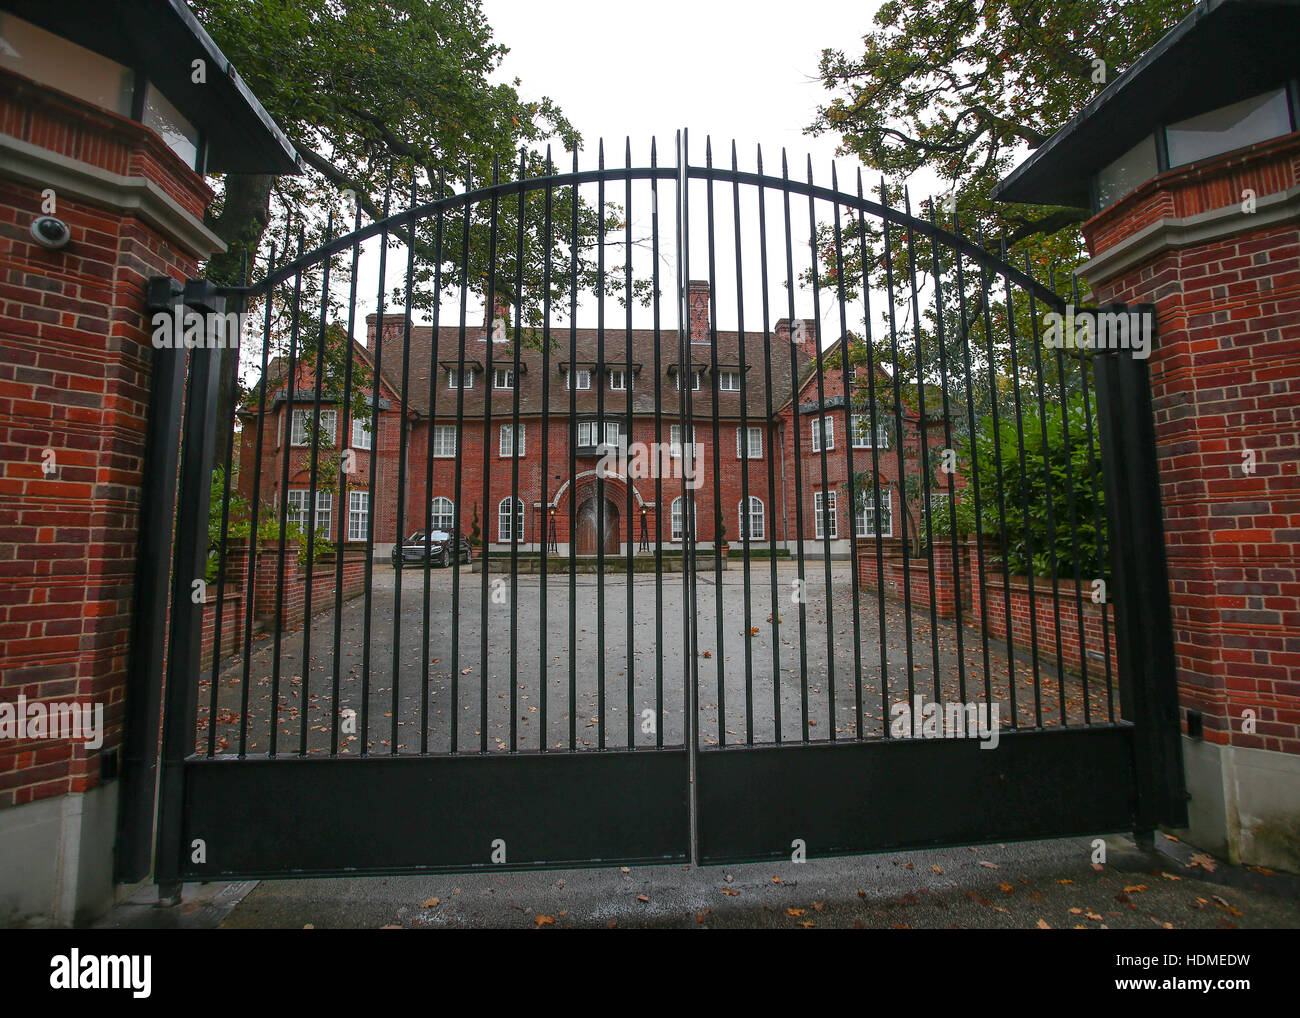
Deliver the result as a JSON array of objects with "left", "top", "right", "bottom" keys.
[
  {"left": 115, "top": 286, "right": 187, "bottom": 882},
  {"left": 1092, "top": 305, "right": 1187, "bottom": 835},
  {"left": 155, "top": 339, "right": 222, "bottom": 885}
]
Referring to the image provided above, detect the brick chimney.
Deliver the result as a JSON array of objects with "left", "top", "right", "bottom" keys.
[
  {"left": 775, "top": 317, "right": 818, "bottom": 358},
  {"left": 483, "top": 294, "right": 511, "bottom": 341},
  {"left": 687, "top": 280, "right": 711, "bottom": 344}
]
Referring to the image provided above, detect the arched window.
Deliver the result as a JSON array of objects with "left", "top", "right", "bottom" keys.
[
  {"left": 430, "top": 497, "right": 454, "bottom": 533},
  {"left": 498, "top": 496, "right": 525, "bottom": 543},
  {"left": 670, "top": 496, "right": 695, "bottom": 542},
  {"left": 738, "top": 496, "right": 765, "bottom": 541}
]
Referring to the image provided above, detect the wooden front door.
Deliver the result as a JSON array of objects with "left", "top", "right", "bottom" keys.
[{"left": 575, "top": 497, "right": 619, "bottom": 554}]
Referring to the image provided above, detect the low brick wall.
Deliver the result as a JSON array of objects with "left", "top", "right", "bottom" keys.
[
  {"left": 856, "top": 541, "right": 970, "bottom": 618},
  {"left": 968, "top": 557, "right": 1119, "bottom": 677},
  {"left": 205, "top": 543, "right": 368, "bottom": 657}
]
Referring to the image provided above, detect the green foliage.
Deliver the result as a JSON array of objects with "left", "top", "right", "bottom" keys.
[
  {"left": 207, "top": 468, "right": 333, "bottom": 581},
  {"left": 468, "top": 502, "right": 481, "bottom": 547},
  {"left": 955, "top": 392, "right": 1106, "bottom": 580},
  {"left": 808, "top": 0, "right": 1197, "bottom": 249}
]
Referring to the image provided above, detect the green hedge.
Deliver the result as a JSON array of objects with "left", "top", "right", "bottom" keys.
[{"left": 955, "top": 393, "right": 1106, "bottom": 581}]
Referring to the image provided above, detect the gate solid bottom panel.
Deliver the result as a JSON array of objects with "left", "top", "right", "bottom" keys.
[
  {"left": 696, "top": 727, "right": 1137, "bottom": 865},
  {"left": 178, "top": 750, "right": 689, "bottom": 879}
]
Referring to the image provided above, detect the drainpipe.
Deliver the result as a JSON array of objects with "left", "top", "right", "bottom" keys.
[{"left": 778, "top": 419, "right": 789, "bottom": 553}]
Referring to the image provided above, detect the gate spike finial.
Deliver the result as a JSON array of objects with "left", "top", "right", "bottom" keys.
[
  {"left": 831, "top": 160, "right": 838, "bottom": 192},
  {"left": 705, "top": 135, "right": 712, "bottom": 166},
  {"left": 731, "top": 140, "right": 738, "bottom": 171},
  {"left": 756, "top": 143, "right": 763, "bottom": 175},
  {"left": 598, "top": 138, "right": 604, "bottom": 169},
  {"left": 572, "top": 147, "right": 578, "bottom": 173},
  {"left": 855, "top": 166, "right": 863, "bottom": 199},
  {"left": 879, "top": 176, "right": 889, "bottom": 208},
  {"left": 806, "top": 153, "right": 813, "bottom": 183},
  {"left": 650, "top": 136, "right": 656, "bottom": 167},
  {"left": 781, "top": 148, "right": 789, "bottom": 177},
  {"left": 903, "top": 186, "right": 911, "bottom": 216}
]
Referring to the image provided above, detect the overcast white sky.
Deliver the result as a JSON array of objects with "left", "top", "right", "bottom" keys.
[{"left": 299, "top": 0, "right": 955, "bottom": 377}]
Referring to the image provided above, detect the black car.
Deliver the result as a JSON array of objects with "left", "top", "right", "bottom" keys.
[{"left": 391, "top": 530, "right": 473, "bottom": 568}]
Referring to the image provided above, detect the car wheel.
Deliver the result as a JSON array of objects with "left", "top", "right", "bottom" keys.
[{"left": 439, "top": 548, "right": 451, "bottom": 568}]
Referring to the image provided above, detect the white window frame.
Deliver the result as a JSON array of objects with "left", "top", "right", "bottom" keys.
[
  {"left": 567, "top": 369, "right": 592, "bottom": 390},
  {"left": 499, "top": 423, "right": 526, "bottom": 457},
  {"left": 718, "top": 370, "right": 741, "bottom": 392},
  {"left": 288, "top": 489, "right": 333, "bottom": 535},
  {"left": 494, "top": 368, "right": 515, "bottom": 389},
  {"left": 350, "top": 413, "right": 373, "bottom": 450},
  {"left": 447, "top": 367, "right": 475, "bottom": 389},
  {"left": 430, "top": 496, "right": 454, "bottom": 533},
  {"left": 670, "top": 496, "right": 695, "bottom": 543},
  {"left": 814, "top": 489, "right": 838, "bottom": 539},
  {"left": 851, "top": 414, "right": 889, "bottom": 450},
  {"left": 497, "top": 496, "right": 525, "bottom": 543},
  {"left": 736, "top": 425, "right": 763, "bottom": 459},
  {"left": 608, "top": 369, "right": 632, "bottom": 391},
  {"left": 676, "top": 369, "right": 704, "bottom": 391},
  {"left": 738, "top": 496, "right": 765, "bottom": 541},
  {"left": 291, "top": 408, "right": 338, "bottom": 448},
  {"left": 811, "top": 416, "right": 835, "bottom": 452},
  {"left": 856, "top": 489, "right": 893, "bottom": 538},
  {"left": 347, "top": 491, "right": 369, "bottom": 541},
  {"left": 433, "top": 425, "right": 457, "bottom": 457}
]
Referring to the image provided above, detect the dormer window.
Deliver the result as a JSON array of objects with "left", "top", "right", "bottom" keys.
[
  {"left": 718, "top": 370, "right": 741, "bottom": 392},
  {"left": 608, "top": 369, "right": 633, "bottom": 391},
  {"left": 447, "top": 368, "right": 475, "bottom": 389},
  {"left": 676, "top": 369, "right": 704, "bottom": 392}
]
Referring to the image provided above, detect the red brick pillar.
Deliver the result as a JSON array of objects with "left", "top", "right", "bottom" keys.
[
  {"left": 1078, "top": 132, "right": 1300, "bottom": 869},
  {"left": 0, "top": 70, "right": 227, "bottom": 922}
]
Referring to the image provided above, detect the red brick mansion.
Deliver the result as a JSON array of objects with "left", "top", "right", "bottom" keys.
[{"left": 238, "top": 282, "right": 945, "bottom": 559}]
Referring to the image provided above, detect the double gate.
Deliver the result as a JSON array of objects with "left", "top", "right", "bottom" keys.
[{"left": 117, "top": 133, "right": 1186, "bottom": 883}]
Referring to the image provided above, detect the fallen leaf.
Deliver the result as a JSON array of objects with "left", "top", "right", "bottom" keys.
[
  {"left": 1124, "top": 885, "right": 1148, "bottom": 894},
  {"left": 636, "top": 894, "right": 649, "bottom": 903},
  {"left": 998, "top": 882, "right": 1013, "bottom": 893},
  {"left": 799, "top": 920, "right": 816, "bottom": 928},
  {"left": 787, "top": 908, "right": 806, "bottom": 917},
  {"left": 1057, "top": 879, "right": 1073, "bottom": 885},
  {"left": 931, "top": 865, "right": 944, "bottom": 874},
  {"left": 1036, "top": 919, "right": 1051, "bottom": 929},
  {"left": 421, "top": 897, "right": 440, "bottom": 908},
  {"left": 1160, "top": 872, "right": 1181, "bottom": 881},
  {"left": 978, "top": 861, "right": 1000, "bottom": 869},
  {"left": 1188, "top": 853, "right": 1218, "bottom": 873},
  {"left": 813, "top": 901, "right": 825, "bottom": 912},
  {"left": 535, "top": 914, "right": 555, "bottom": 926},
  {"left": 721, "top": 888, "right": 740, "bottom": 896}
]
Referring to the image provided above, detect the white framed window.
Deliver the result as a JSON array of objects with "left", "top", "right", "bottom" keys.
[
  {"left": 291, "top": 408, "right": 338, "bottom": 447},
  {"left": 676, "top": 369, "right": 704, "bottom": 391},
  {"left": 288, "top": 489, "right": 332, "bottom": 535},
  {"left": 738, "top": 496, "right": 765, "bottom": 541},
  {"left": 718, "top": 370, "right": 741, "bottom": 392},
  {"left": 348, "top": 491, "right": 369, "bottom": 541},
  {"left": 736, "top": 425, "right": 763, "bottom": 459},
  {"left": 498, "top": 496, "right": 525, "bottom": 543},
  {"left": 811, "top": 416, "right": 835, "bottom": 452},
  {"left": 814, "top": 490, "right": 838, "bottom": 539},
  {"left": 577, "top": 420, "right": 621, "bottom": 448},
  {"left": 670, "top": 495, "right": 695, "bottom": 542},
  {"left": 851, "top": 415, "right": 889, "bottom": 449},
  {"left": 670, "top": 424, "right": 697, "bottom": 458},
  {"left": 351, "top": 413, "right": 373, "bottom": 450},
  {"left": 494, "top": 368, "right": 515, "bottom": 389},
  {"left": 856, "top": 490, "right": 893, "bottom": 538},
  {"left": 433, "top": 425, "right": 457, "bottom": 457},
  {"left": 608, "top": 369, "right": 633, "bottom": 391},
  {"left": 430, "top": 496, "right": 454, "bottom": 533},
  {"left": 447, "top": 368, "right": 475, "bottom": 389},
  {"left": 567, "top": 369, "right": 592, "bottom": 390},
  {"left": 500, "top": 423, "right": 526, "bottom": 457}
]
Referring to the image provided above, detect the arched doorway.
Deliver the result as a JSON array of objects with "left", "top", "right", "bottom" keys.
[{"left": 575, "top": 496, "right": 619, "bottom": 554}]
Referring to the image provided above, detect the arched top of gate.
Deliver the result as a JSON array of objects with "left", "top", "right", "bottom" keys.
[{"left": 238, "top": 139, "right": 1064, "bottom": 314}]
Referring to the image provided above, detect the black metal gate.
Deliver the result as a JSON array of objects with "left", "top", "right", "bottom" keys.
[{"left": 122, "top": 132, "right": 1186, "bottom": 882}]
